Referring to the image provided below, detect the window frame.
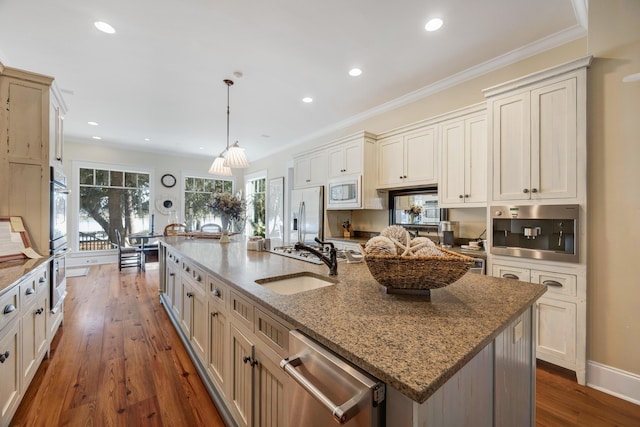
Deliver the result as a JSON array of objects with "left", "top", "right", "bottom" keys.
[{"left": 181, "top": 170, "right": 236, "bottom": 231}]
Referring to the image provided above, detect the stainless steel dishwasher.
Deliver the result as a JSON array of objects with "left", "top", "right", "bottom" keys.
[{"left": 280, "top": 330, "right": 386, "bottom": 426}]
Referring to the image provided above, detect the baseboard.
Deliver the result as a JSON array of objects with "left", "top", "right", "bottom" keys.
[{"left": 587, "top": 360, "right": 640, "bottom": 405}]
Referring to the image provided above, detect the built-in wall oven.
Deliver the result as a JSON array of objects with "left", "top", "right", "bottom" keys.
[{"left": 50, "top": 166, "right": 68, "bottom": 312}]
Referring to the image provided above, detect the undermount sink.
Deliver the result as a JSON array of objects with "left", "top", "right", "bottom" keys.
[{"left": 255, "top": 272, "right": 337, "bottom": 295}]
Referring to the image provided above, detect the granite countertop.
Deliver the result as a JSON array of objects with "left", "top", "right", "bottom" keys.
[
  {"left": 161, "top": 237, "right": 545, "bottom": 403},
  {"left": 0, "top": 257, "right": 50, "bottom": 295}
]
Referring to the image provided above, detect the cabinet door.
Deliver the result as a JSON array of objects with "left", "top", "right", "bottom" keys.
[
  {"left": 254, "top": 345, "right": 289, "bottom": 427},
  {"left": 378, "top": 136, "right": 404, "bottom": 187},
  {"left": 327, "top": 146, "right": 345, "bottom": 178},
  {"left": 190, "top": 281, "right": 207, "bottom": 364},
  {"left": 344, "top": 140, "right": 363, "bottom": 176},
  {"left": 492, "top": 264, "right": 531, "bottom": 282},
  {"left": 21, "top": 292, "right": 48, "bottom": 388},
  {"left": 0, "top": 321, "right": 20, "bottom": 420},
  {"left": 179, "top": 279, "right": 191, "bottom": 337},
  {"left": 531, "top": 78, "right": 577, "bottom": 199},
  {"left": 535, "top": 297, "right": 576, "bottom": 363},
  {"left": 293, "top": 156, "right": 311, "bottom": 188},
  {"left": 208, "top": 303, "right": 228, "bottom": 395},
  {"left": 465, "top": 115, "right": 487, "bottom": 204},
  {"left": 230, "top": 325, "right": 254, "bottom": 427},
  {"left": 405, "top": 126, "right": 437, "bottom": 185},
  {"left": 165, "top": 260, "right": 179, "bottom": 309},
  {"left": 307, "top": 152, "right": 327, "bottom": 186},
  {"left": 492, "top": 92, "right": 531, "bottom": 201},
  {"left": 440, "top": 120, "right": 466, "bottom": 205}
]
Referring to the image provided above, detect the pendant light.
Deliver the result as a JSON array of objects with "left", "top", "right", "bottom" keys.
[{"left": 208, "top": 79, "right": 249, "bottom": 175}]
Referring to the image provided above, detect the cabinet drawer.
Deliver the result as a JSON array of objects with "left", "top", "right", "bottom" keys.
[
  {"left": 531, "top": 270, "right": 576, "bottom": 297},
  {"left": 492, "top": 264, "right": 531, "bottom": 282},
  {"left": 230, "top": 291, "right": 254, "bottom": 331},
  {"left": 255, "top": 308, "right": 289, "bottom": 355},
  {"left": 167, "top": 250, "right": 181, "bottom": 265},
  {"left": 182, "top": 261, "right": 205, "bottom": 288},
  {"left": 20, "top": 279, "right": 39, "bottom": 309},
  {"left": 207, "top": 274, "right": 228, "bottom": 309},
  {"left": 0, "top": 286, "right": 20, "bottom": 334},
  {"left": 34, "top": 268, "right": 48, "bottom": 294}
]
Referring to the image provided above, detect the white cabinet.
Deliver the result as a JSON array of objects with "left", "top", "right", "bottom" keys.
[
  {"left": 440, "top": 112, "right": 487, "bottom": 206},
  {"left": 378, "top": 125, "right": 438, "bottom": 189},
  {"left": 165, "top": 249, "right": 181, "bottom": 312},
  {"left": 207, "top": 274, "right": 229, "bottom": 396},
  {"left": 485, "top": 58, "right": 589, "bottom": 202},
  {"left": 491, "top": 259, "right": 585, "bottom": 384},
  {"left": 20, "top": 267, "right": 48, "bottom": 389},
  {"left": 327, "top": 139, "right": 363, "bottom": 178},
  {"left": 179, "top": 260, "right": 207, "bottom": 364},
  {"left": 0, "top": 319, "right": 20, "bottom": 421},
  {"left": 49, "top": 87, "right": 66, "bottom": 168},
  {"left": 293, "top": 150, "right": 327, "bottom": 189}
]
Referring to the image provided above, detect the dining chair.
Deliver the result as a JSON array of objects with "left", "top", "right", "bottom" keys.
[
  {"left": 200, "top": 223, "right": 222, "bottom": 233},
  {"left": 115, "top": 229, "right": 145, "bottom": 272},
  {"left": 164, "top": 223, "right": 187, "bottom": 236}
]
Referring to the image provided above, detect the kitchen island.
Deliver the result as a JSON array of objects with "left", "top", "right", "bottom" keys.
[{"left": 158, "top": 237, "right": 546, "bottom": 426}]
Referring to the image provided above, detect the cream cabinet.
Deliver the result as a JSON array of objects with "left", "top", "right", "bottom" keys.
[
  {"left": 378, "top": 125, "right": 438, "bottom": 189},
  {"left": 49, "top": 87, "right": 66, "bottom": 168},
  {"left": 293, "top": 150, "right": 327, "bottom": 189},
  {"left": 19, "top": 267, "right": 48, "bottom": 389},
  {"left": 0, "top": 319, "right": 20, "bottom": 421},
  {"left": 440, "top": 112, "right": 487, "bottom": 207},
  {"left": 165, "top": 249, "right": 181, "bottom": 312},
  {"left": 159, "top": 247, "right": 292, "bottom": 427},
  {"left": 491, "top": 259, "right": 585, "bottom": 384},
  {"left": 0, "top": 64, "right": 55, "bottom": 255},
  {"left": 484, "top": 57, "right": 589, "bottom": 202},
  {"left": 327, "top": 139, "right": 363, "bottom": 178}
]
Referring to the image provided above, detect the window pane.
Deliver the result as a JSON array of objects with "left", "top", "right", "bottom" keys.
[
  {"left": 124, "top": 172, "right": 137, "bottom": 188},
  {"left": 137, "top": 173, "right": 149, "bottom": 188},
  {"left": 111, "top": 171, "right": 124, "bottom": 187},
  {"left": 79, "top": 168, "right": 94, "bottom": 185},
  {"left": 95, "top": 169, "right": 109, "bottom": 186}
]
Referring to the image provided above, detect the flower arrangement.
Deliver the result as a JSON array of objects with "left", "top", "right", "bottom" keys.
[
  {"left": 207, "top": 192, "right": 246, "bottom": 221},
  {"left": 404, "top": 204, "right": 422, "bottom": 216}
]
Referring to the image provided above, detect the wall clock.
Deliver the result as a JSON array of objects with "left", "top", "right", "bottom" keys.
[{"left": 161, "top": 173, "right": 176, "bottom": 188}]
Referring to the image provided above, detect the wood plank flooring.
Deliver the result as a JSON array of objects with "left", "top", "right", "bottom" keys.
[{"left": 10, "top": 264, "right": 640, "bottom": 426}]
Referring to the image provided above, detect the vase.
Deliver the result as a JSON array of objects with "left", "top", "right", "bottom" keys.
[{"left": 220, "top": 215, "right": 231, "bottom": 243}]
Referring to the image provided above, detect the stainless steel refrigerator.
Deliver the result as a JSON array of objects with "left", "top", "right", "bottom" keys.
[{"left": 288, "top": 186, "right": 324, "bottom": 245}]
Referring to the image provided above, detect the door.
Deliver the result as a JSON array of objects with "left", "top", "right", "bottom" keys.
[
  {"left": 493, "top": 92, "right": 531, "bottom": 201},
  {"left": 536, "top": 297, "right": 576, "bottom": 363}
]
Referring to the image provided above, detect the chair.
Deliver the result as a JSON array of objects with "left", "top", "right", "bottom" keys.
[
  {"left": 115, "top": 229, "right": 145, "bottom": 272},
  {"left": 200, "top": 223, "right": 222, "bottom": 233},
  {"left": 164, "top": 223, "right": 187, "bottom": 236}
]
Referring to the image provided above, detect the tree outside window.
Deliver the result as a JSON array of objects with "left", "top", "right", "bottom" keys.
[
  {"left": 78, "top": 167, "right": 150, "bottom": 251},
  {"left": 246, "top": 177, "right": 266, "bottom": 237},
  {"left": 184, "top": 176, "right": 233, "bottom": 231}
]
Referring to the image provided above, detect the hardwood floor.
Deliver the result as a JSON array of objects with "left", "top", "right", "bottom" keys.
[
  {"left": 10, "top": 264, "right": 640, "bottom": 426},
  {"left": 10, "top": 264, "right": 225, "bottom": 427}
]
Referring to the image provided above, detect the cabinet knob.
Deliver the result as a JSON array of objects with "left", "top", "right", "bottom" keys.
[
  {"left": 39, "top": 277, "right": 46, "bottom": 283},
  {"left": 186, "top": 292, "right": 193, "bottom": 298},
  {"left": 465, "top": 194, "right": 470, "bottom": 198},
  {"left": 459, "top": 195, "right": 464, "bottom": 199},
  {"left": 531, "top": 188, "right": 538, "bottom": 193},
  {"left": 399, "top": 176, "right": 403, "bottom": 179},
  {"left": 306, "top": 179, "right": 311, "bottom": 183},
  {"left": 212, "top": 311, "right": 219, "bottom": 318},
  {"left": 212, "top": 288, "right": 221, "bottom": 297},
  {"left": 243, "top": 355, "right": 258, "bottom": 367},
  {"left": 3, "top": 304, "right": 16, "bottom": 315},
  {"left": 25, "top": 287, "right": 35, "bottom": 295},
  {"left": 403, "top": 175, "right": 407, "bottom": 179},
  {"left": 523, "top": 188, "right": 529, "bottom": 194},
  {"left": 169, "top": 272, "right": 175, "bottom": 277},
  {"left": 0, "top": 351, "right": 9, "bottom": 363},
  {"left": 35, "top": 308, "right": 44, "bottom": 315},
  {"left": 195, "top": 274, "right": 202, "bottom": 282}
]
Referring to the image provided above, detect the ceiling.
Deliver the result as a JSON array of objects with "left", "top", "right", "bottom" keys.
[{"left": 0, "top": 0, "right": 586, "bottom": 164}]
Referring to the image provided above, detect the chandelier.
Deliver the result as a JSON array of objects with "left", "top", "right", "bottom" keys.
[{"left": 208, "top": 79, "right": 249, "bottom": 176}]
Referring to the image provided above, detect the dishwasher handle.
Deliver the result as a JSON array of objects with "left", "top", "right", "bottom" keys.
[{"left": 280, "top": 355, "right": 362, "bottom": 424}]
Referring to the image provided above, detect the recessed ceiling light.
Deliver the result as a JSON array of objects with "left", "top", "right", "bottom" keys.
[
  {"left": 349, "top": 68, "right": 362, "bottom": 77},
  {"left": 622, "top": 72, "right": 640, "bottom": 83},
  {"left": 92, "top": 136, "right": 102, "bottom": 140},
  {"left": 425, "top": 18, "right": 443, "bottom": 32},
  {"left": 144, "top": 138, "right": 151, "bottom": 142},
  {"left": 94, "top": 21, "right": 116, "bottom": 34},
  {"left": 88, "top": 121, "right": 98, "bottom": 126},
  {"left": 302, "top": 97, "right": 313, "bottom": 103}
]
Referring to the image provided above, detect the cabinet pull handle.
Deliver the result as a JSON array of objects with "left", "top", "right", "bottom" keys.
[
  {"left": 502, "top": 273, "right": 520, "bottom": 280},
  {"left": 399, "top": 175, "right": 403, "bottom": 179},
  {"left": 465, "top": 194, "right": 470, "bottom": 198},
  {"left": 3, "top": 304, "right": 16, "bottom": 315},
  {"left": 212, "top": 312, "right": 219, "bottom": 317},
  {"left": 523, "top": 188, "right": 529, "bottom": 194},
  {"left": 403, "top": 175, "right": 407, "bottom": 179},
  {"left": 243, "top": 355, "right": 258, "bottom": 367},
  {"left": 184, "top": 266, "right": 190, "bottom": 272},
  {"left": 542, "top": 280, "right": 563, "bottom": 288},
  {"left": 25, "top": 287, "right": 35, "bottom": 295},
  {"left": 39, "top": 277, "right": 46, "bottom": 283},
  {"left": 186, "top": 292, "right": 193, "bottom": 298},
  {"left": 0, "top": 351, "right": 9, "bottom": 363},
  {"left": 212, "top": 288, "right": 221, "bottom": 297},
  {"left": 169, "top": 272, "right": 175, "bottom": 277},
  {"left": 531, "top": 188, "right": 538, "bottom": 193},
  {"left": 35, "top": 308, "right": 44, "bottom": 315}
]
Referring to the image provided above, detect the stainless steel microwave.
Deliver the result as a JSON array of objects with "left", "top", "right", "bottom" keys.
[{"left": 327, "top": 176, "right": 361, "bottom": 209}]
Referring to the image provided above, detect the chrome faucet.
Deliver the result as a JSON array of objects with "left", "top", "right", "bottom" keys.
[{"left": 294, "top": 238, "right": 338, "bottom": 276}]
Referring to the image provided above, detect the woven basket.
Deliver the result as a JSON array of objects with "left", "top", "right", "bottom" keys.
[{"left": 361, "top": 245, "right": 474, "bottom": 292}]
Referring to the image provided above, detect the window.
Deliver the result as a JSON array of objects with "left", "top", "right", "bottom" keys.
[
  {"left": 78, "top": 167, "right": 150, "bottom": 251},
  {"left": 184, "top": 176, "right": 233, "bottom": 231},
  {"left": 245, "top": 175, "right": 266, "bottom": 237}
]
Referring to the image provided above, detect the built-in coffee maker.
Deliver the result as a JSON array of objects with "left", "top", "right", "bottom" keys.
[{"left": 491, "top": 204, "right": 579, "bottom": 263}]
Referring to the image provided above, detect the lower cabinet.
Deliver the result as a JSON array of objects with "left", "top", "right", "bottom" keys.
[
  {"left": 491, "top": 259, "right": 585, "bottom": 384},
  {"left": 20, "top": 290, "right": 48, "bottom": 389},
  {"left": 0, "top": 320, "right": 20, "bottom": 421},
  {"left": 179, "top": 266, "right": 207, "bottom": 364}
]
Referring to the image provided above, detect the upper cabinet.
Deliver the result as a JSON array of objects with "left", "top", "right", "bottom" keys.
[
  {"left": 327, "top": 138, "right": 363, "bottom": 178},
  {"left": 293, "top": 149, "right": 327, "bottom": 189},
  {"left": 484, "top": 56, "right": 590, "bottom": 203},
  {"left": 377, "top": 125, "right": 438, "bottom": 189},
  {"left": 0, "top": 63, "right": 55, "bottom": 255},
  {"left": 439, "top": 107, "right": 487, "bottom": 207}
]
